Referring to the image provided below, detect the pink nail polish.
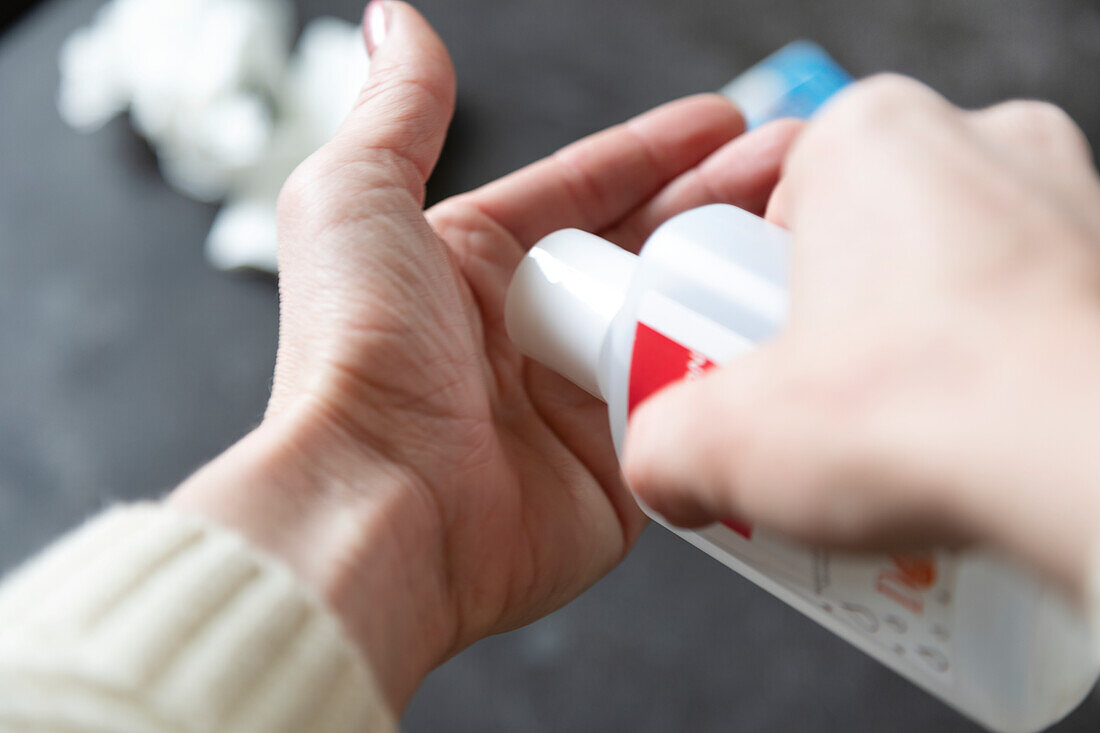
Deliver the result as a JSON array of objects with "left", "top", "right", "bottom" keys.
[{"left": 364, "top": 0, "right": 389, "bottom": 57}]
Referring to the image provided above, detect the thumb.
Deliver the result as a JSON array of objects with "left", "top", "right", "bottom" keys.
[
  {"left": 622, "top": 343, "right": 806, "bottom": 531},
  {"left": 623, "top": 340, "right": 942, "bottom": 548},
  {"left": 269, "top": 2, "right": 456, "bottom": 412},
  {"left": 331, "top": 0, "right": 456, "bottom": 201}
]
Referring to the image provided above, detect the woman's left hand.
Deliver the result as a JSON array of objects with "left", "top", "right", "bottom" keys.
[{"left": 172, "top": 0, "right": 800, "bottom": 711}]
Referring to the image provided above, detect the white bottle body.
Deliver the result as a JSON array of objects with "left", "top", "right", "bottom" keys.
[{"left": 505, "top": 204, "right": 1099, "bottom": 731}]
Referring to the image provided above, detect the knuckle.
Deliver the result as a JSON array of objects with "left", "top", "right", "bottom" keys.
[
  {"left": 833, "top": 74, "right": 941, "bottom": 129},
  {"left": 999, "top": 99, "right": 1075, "bottom": 133},
  {"left": 991, "top": 100, "right": 1090, "bottom": 157},
  {"left": 786, "top": 74, "right": 944, "bottom": 187},
  {"left": 276, "top": 147, "right": 419, "bottom": 250},
  {"left": 426, "top": 195, "right": 482, "bottom": 239},
  {"left": 276, "top": 152, "right": 329, "bottom": 225},
  {"left": 849, "top": 74, "right": 929, "bottom": 108},
  {"left": 274, "top": 152, "right": 371, "bottom": 265},
  {"left": 356, "top": 65, "right": 454, "bottom": 121},
  {"left": 769, "top": 441, "right": 885, "bottom": 543},
  {"left": 349, "top": 73, "right": 453, "bottom": 176}
]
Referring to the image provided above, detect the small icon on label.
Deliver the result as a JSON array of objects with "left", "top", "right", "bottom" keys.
[
  {"left": 884, "top": 615, "right": 907, "bottom": 634},
  {"left": 893, "top": 644, "right": 905, "bottom": 656},
  {"left": 891, "top": 554, "right": 937, "bottom": 589},
  {"left": 918, "top": 645, "right": 950, "bottom": 673},
  {"left": 932, "top": 624, "right": 950, "bottom": 642},
  {"left": 842, "top": 603, "right": 879, "bottom": 633}
]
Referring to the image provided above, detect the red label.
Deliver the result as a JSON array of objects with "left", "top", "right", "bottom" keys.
[
  {"left": 628, "top": 322, "right": 752, "bottom": 539},
  {"left": 628, "top": 323, "right": 715, "bottom": 414}
]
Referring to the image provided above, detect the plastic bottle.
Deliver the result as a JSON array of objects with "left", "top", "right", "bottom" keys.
[
  {"left": 504, "top": 203, "right": 1100, "bottom": 732},
  {"left": 720, "top": 41, "right": 852, "bottom": 129}
]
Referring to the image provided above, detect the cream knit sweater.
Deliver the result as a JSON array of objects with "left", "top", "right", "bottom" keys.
[{"left": 0, "top": 505, "right": 395, "bottom": 733}]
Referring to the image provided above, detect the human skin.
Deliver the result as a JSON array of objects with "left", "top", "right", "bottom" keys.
[
  {"left": 173, "top": 0, "right": 1100, "bottom": 716},
  {"left": 170, "top": 0, "right": 801, "bottom": 712},
  {"left": 624, "top": 75, "right": 1100, "bottom": 599}
]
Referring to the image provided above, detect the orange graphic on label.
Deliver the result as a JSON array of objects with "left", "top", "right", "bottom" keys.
[{"left": 875, "top": 554, "right": 938, "bottom": 615}]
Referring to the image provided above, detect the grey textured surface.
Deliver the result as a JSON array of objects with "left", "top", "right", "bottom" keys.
[{"left": 3, "top": 0, "right": 1100, "bottom": 730}]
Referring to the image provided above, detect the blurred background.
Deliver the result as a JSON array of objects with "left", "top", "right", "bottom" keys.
[{"left": 3, "top": 1, "right": 1100, "bottom": 731}]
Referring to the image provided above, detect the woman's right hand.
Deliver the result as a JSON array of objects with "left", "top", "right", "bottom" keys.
[{"left": 624, "top": 75, "right": 1100, "bottom": 595}]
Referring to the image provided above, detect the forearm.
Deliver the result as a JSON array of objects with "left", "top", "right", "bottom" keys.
[{"left": 0, "top": 403, "right": 456, "bottom": 731}]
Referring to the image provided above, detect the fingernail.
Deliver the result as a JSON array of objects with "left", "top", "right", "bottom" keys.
[{"left": 364, "top": 0, "right": 389, "bottom": 57}]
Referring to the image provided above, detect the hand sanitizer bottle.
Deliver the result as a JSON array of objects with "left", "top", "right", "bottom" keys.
[
  {"left": 504, "top": 203, "right": 1100, "bottom": 732},
  {"left": 721, "top": 41, "right": 853, "bottom": 129}
]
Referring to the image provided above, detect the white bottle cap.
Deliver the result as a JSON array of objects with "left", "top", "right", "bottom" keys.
[{"left": 505, "top": 229, "right": 638, "bottom": 400}]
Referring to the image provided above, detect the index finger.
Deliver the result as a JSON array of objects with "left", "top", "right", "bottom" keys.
[{"left": 462, "top": 94, "right": 745, "bottom": 247}]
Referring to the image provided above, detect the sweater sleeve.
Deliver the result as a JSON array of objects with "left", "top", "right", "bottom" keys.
[{"left": 0, "top": 504, "right": 397, "bottom": 733}]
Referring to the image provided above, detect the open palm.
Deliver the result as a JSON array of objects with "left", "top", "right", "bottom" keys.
[{"left": 264, "top": 2, "right": 799, "bottom": 709}]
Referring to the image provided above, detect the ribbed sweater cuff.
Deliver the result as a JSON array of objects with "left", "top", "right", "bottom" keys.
[{"left": 0, "top": 503, "right": 396, "bottom": 733}]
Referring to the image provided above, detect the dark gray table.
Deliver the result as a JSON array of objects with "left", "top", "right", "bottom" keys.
[{"left": 3, "top": 1, "right": 1100, "bottom": 730}]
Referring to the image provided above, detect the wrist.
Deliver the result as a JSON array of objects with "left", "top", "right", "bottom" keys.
[{"left": 169, "top": 399, "right": 456, "bottom": 713}]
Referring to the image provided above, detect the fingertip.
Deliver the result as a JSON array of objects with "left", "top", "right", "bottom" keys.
[
  {"left": 341, "top": 0, "right": 456, "bottom": 192},
  {"left": 764, "top": 177, "right": 790, "bottom": 227},
  {"left": 624, "top": 344, "right": 790, "bottom": 531},
  {"left": 368, "top": 0, "right": 456, "bottom": 101},
  {"left": 657, "top": 92, "right": 747, "bottom": 140},
  {"left": 625, "top": 94, "right": 745, "bottom": 159},
  {"left": 683, "top": 92, "right": 747, "bottom": 133},
  {"left": 620, "top": 398, "right": 659, "bottom": 491},
  {"left": 754, "top": 117, "right": 807, "bottom": 153},
  {"left": 362, "top": 0, "right": 389, "bottom": 57},
  {"left": 622, "top": 383, "right": 718, "bottom": 528},
  {"left": 703, "top": 116, "right": 806, "bottom": 217}
]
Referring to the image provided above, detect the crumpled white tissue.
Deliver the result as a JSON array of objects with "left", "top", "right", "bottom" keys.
[{"left": 58, "top": 0, "right": 370, "bottom": 272}]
